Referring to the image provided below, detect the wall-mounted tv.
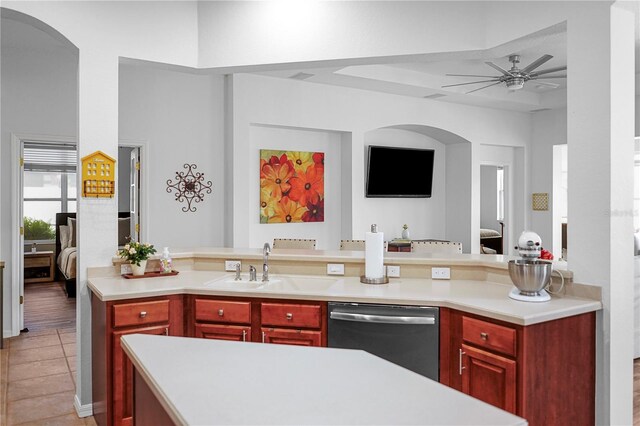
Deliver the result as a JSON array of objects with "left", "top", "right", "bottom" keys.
[{"left": 366, "top": 145, "right": 434, "bottom": 198}]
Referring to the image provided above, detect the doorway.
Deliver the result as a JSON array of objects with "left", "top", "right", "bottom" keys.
[
  {"left": 480, "top": 164, "right": 508, "bottom": 255},
  {"left": 20, "top": 138, "right": 78, "bottom": 332},
  {"left": 552, "top": 144, "right": 568, "bottom": 260},
  {"left": 118, "top": 143, "right": 145, "bottom": 244}
]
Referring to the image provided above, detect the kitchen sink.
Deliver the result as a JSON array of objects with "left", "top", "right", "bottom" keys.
[{"left": 204, "top": 274, "right": 338, "bottom": 292}]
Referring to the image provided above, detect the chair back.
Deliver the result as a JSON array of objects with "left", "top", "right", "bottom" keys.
[
  {"left": 272, "top": 238, "right": 317, "bottom": 250},
  {"left": 340, "top": 240, "right": 365, "bottom": 251},
  {"left": 411, "top": 240, "right": 462, "bottom": 254}
]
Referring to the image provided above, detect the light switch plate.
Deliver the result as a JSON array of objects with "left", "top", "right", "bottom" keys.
[
  {"left": 225, "top": 260, "right": 241, "bottom": 272},
  {"left": 386, "top": 265, "right": 400, "bottom": 278},
  {"left": 120, "top": 264, "right": 132, "bottom": 275},
  {"left": 432, "top": 267, "right": 451, "bottom": 280},
  {"left": 327, "top": 263, "right": 345, "bottom": 275}
]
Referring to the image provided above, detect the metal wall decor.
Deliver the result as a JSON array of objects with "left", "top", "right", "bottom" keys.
[{"left": 166, "top": 164, "right": 213, "bottom": 212}]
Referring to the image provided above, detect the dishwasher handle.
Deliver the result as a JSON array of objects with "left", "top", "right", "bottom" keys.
[{"left": 330, "top": 311, "right": 436, "bottom": 325}]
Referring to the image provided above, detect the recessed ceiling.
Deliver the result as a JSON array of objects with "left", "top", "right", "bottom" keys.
[{"left": 253, "top": 25, "right": 570, "bottom": 113}]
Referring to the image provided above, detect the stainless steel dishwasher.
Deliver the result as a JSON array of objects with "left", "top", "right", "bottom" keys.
[{"left": 328, "top": 302, "right": 439, "bottom": 380}]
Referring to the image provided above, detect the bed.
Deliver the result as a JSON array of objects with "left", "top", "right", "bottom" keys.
[
  {"left": 55, "top": 212, "right": 131, "bottom": 298},
  {"left": 480, "top": 222, "right": 504, "bottom": 255}
]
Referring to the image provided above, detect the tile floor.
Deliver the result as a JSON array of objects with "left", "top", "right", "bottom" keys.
[{"left": 1, "top": 327, "right": 97, "bottom": 425}]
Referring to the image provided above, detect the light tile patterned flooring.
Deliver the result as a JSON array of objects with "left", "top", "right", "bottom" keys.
[{"left": 1, "top": 328, "right": 97, "bottom": 425}]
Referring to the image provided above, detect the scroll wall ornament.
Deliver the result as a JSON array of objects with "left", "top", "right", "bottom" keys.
[{"left": 166, "top": 164, "right": 213, "bottom": 212}]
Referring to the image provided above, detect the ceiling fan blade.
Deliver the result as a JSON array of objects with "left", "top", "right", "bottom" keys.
[
  {"left": 530, "top": 66, "right": 567, "bottom": 76},
  {"left": 466, "top": 81, "right": 503, "bottom": 94},
  {"left": 445, "top": 74, "right": 501, "bottom": 78},
  {"left": 531, "top": 75, "right": 566, "bottom": 79},
  {"left": 485, "top": 61, "right": 514, "bottom": 76},
  {"left": 530, "top": 81, "right": 560, "bottom": 88},
  {"left": 521, "top": 54, "right": 553, "bottom": 73},
  {"left": 441, "top": 79, "right": 500, "bottom": 88}
]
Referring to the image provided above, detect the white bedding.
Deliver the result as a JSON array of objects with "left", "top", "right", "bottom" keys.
[{"left": 57, "top": 246, "right": 77, "bottom": 279}]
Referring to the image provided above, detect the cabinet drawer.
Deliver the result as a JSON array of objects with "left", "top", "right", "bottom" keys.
[
  {"left": 194, "top": 299, "right": 251, "bottom": 324},
  {"left": 112, "top": 300, "right": 170, "bottom": 328},
  {"left": 462, "top": 316, "right": 516, "bottom": 357},
  {"left": 261, "top": 303, "right": 321, "bottom": 329},
  {"left": 25, "top": 256, "right": 51, "bottom": 267}
]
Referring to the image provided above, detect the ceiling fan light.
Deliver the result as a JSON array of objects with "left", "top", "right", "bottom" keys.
[{"left": 506, "top": 77, "right": 525, "bottom": 91}]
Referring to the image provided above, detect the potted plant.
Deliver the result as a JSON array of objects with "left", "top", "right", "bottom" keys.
[{"left": 118, "top": 241, "right": 157, "bottom": 276}]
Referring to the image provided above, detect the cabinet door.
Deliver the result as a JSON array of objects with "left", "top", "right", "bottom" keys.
[
  {"left": 261, "top": 327, "right": 322, "bottom": 347},
  {"left": 113, "top": 325, "right": 169, "bottom": 426},
  {"left": 194, "top": 323, "right": 251, "bottom": 342},
  {"left": 461, "top": 344, "right": 516, "bottom": 414}
]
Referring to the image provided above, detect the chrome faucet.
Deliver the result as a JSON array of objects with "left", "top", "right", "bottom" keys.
[
  {"left": 234, "top": 263, "right": 242, "bottom": 281},
  {"left": 249, "top": 265, "right": 257, "bottom": 282},
  {"left": 262, "top": 243, "right": 271, "bottom": 282}
]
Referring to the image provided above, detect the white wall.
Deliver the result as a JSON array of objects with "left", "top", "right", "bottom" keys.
[
  {"left": 0, "top": 16, "right": 78, "bottom": 339},
  {"left": 362, "top": 128, "right": 446, "bottom": 241},
  {"left": 248, "top": 124, "right": 342, "bottom": 250},
  {"left": 231, "top": 73, "right": 530, "bottom": 252},
  {"left": 119, "top": 64, "right": 226, "bottom": 248},
  {"left": 445, "top": 143, "right": 472, "bottom": 252}
]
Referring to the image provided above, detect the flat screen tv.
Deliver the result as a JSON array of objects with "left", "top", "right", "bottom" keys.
[{"left": 366, "top": 145, "right": 434, "bottom": 198}]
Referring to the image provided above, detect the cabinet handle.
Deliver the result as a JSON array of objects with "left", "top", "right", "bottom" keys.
[
  {"left": 286, "top": 313, "right": 293, "bottom": 320},
  {"left": 480, "top": 332, "right": 488, "bottom": 341},
  {"left": 139, "top": 311, "right": 147, "bottom": 318},
  {"left": 164, "top": 327, "right": 169, "bottom": 336},
  {"left": 262, "top": 331, "right": 266, "bottom": 343},
  {"left": 242, "top": 330, "right": 247, "bottom": 342},
  {"left": 459, "top": 348, "right": 466, "bottom": 375},
  {"left": 218, "top": 309, "right": 224, "bottom": 317}
]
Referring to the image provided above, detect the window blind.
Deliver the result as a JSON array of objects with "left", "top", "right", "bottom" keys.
[{"left": 23, "top": 142, "right": 77, "bottom": 173}]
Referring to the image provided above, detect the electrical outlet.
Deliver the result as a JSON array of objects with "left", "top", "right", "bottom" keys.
[
  {"left": 432, "top": 267, "right": 451, "bottom": 280},
  {"left": 120, "top": 264, "right": 132, "bottom": 275},
  {"left": 225, "top": 260, "right": 241, "bottom": 272},
  {"left": 386, "top": 265, "right": 400, "bottom": 278},
  {"left": 327, "top": 263, "right": 345, "bottom": 275}
]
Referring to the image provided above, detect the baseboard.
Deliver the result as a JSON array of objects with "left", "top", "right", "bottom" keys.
[{"left": 74, "top": 394, "right": 93, "bottom": 418}]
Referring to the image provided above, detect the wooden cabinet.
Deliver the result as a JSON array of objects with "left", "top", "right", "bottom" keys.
[
  {"left": 440, "top": 308, "right": 595, "bottom": 426},
  {"left": 92, "top": 294, "right": 184, "bottom": 426},
  {"left": 189, "top": 296, "right": 327, "bottom": 347}
]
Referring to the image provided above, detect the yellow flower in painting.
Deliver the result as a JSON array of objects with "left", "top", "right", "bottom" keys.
[
  {"left": 261, "top": 162, "right": 294, "bottom": 200},
  {"left": 289, "top": 151, "right": 313, "bottom": 174},
  {"left": 260, "top": 187, "right": 277, "bottom": 219},
  {"left": 270, "top": 197, "right": 307, "bottom": 223}
]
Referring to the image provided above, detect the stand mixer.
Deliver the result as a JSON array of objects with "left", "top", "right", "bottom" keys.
[{"left": 508, "top": 231, "right": 552, "bottom": 302}]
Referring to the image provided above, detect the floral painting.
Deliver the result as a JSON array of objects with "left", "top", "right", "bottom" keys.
[{"left": 260, "top": 150, "right": 325, "bottom": 223}]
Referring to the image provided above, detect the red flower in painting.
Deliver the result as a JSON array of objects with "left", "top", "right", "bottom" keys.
[
  {"left": 288, "top": 164, "right": 324, "bottom": 207},
  {"left": 268, "top": 154, "right": 294, "bottom": 170},
  {"left": 302, "top": 199, "right": 324, "bottom": 222},
  {"left": 312, "top": 152, "right": 324, "bottom": 166},
  {"left": 261, "top": 161, "right": 295, "bottom": 200}
]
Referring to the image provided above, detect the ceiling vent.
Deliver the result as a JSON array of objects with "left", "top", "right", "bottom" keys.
[
  {"left": 289, "top": 72, "right": 314, "bottom": 80},
  {"left": 529, "top": 108, "right": 551, "bottom": 113},
  {"left": 423, "top": 93, "right": 446, "bottom": 99}
]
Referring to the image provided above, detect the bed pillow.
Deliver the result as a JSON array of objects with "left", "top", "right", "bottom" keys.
[
  {"left": 118, "top": 217, "right": 131, "bottom": 246},
  {"left": 59, "top": 225, "right": 70, "bottom": 251},
  {"left": 480, "top": 228, "right": 501, "bottom": 238},
  {"left": 68, "top": 217, "right": 77, "bottom": 247}
]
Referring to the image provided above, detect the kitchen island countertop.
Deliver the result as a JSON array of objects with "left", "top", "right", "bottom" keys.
[{"left": 122, "top": 333, "right": 527, "bottom": 426}]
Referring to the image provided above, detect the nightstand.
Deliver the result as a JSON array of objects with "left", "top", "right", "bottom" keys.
[{"left": 24, "top": 251, "right": 55, "bottom": 283}]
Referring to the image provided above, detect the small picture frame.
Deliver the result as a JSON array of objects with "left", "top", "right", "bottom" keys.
[{"left": 532, "top": 193, "right": 549, "bottom": 211}]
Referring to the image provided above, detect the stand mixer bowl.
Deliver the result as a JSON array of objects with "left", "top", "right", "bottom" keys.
[{"left": 508, "top": 259, "right": 552, "bottom": 296}]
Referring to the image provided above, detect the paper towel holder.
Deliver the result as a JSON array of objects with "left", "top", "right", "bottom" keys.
[{"left": 360, "top": 275, "right": 390, "bottom": 285}]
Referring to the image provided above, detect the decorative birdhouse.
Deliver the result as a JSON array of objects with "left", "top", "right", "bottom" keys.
[{"left": 81, "top": 151, "right": 116, "bottom": 198}]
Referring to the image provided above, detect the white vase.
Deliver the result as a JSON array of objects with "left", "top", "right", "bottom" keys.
[
  {"left": 131, "top": 260, "right": 147, "bottom": 276},
  {"left": 402, "top": 228, "right": 410, "bottom": 240}
]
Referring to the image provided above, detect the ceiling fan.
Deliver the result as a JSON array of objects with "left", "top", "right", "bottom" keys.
[{"left": 442, "top": 54, "right": 566, "bottom": 94}]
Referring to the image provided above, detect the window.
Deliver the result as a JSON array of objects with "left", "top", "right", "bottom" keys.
[
  {"left": 496, "top": 167, "right": 504, "bottom": 221},
  {"left": 23, "top": 142, "right": 77, "bottom": 242}
]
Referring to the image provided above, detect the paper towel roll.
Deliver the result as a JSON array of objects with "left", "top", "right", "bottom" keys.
[{"left": 365, "top": 228, "right": 385, "bottom": 279}]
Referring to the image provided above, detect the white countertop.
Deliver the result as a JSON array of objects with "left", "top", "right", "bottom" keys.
[
  {"left": 88, "top": 270, "right": 601, "bottom": 325},
  {"left": 122, "top": 334, "right": 527, "bottom": 426}
]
